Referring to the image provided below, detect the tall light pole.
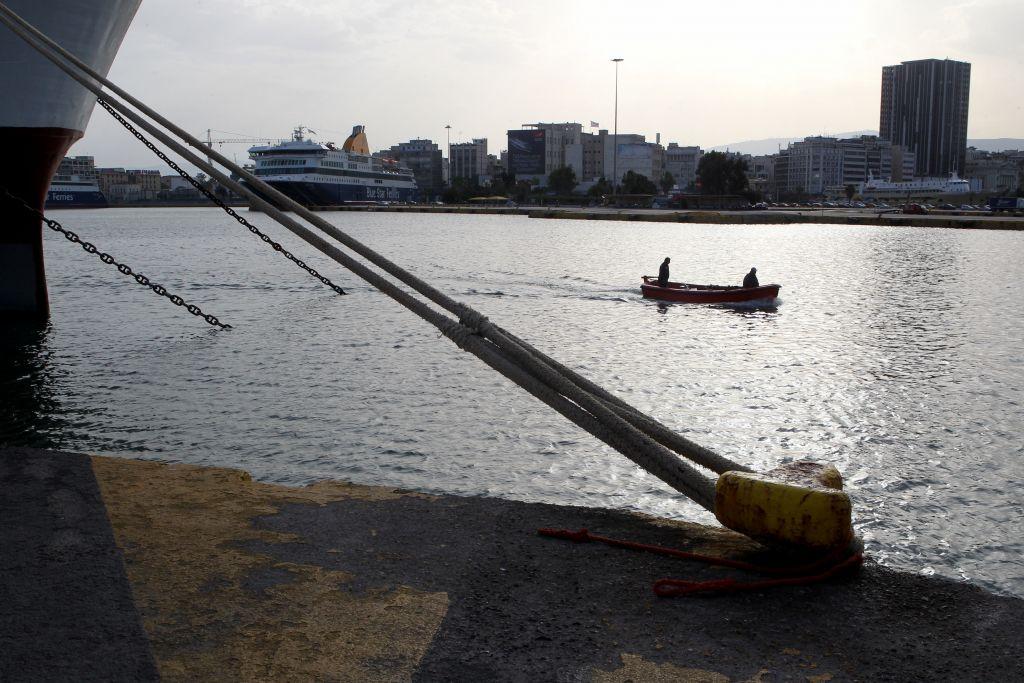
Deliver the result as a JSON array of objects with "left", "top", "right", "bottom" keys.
[
  {"left": 611, "top": 58, "right": 623, "bottom": 197},
  {"left": 444, "top": 124, "right": 452, "bottom": 186}
]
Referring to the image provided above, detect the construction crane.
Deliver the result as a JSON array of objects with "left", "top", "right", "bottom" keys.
[
  {"left": 203, "top": 129, "right": 288, "bottom": 149},
  {"left": 201, "top": 129, "right": 289, "bottom": 165}
]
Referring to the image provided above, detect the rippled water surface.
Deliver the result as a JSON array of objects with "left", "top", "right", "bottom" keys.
[{"left": 3, "top": 207, "right": 1022, "bottom": 597}]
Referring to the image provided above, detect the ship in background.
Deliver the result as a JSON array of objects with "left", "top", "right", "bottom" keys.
[
  {"left": 0, "top": 0, "right": 141, "bottom": 316},
  {"left": 45, "top": 155, "right": 108, "bottom": 209},
  {"left": 859, "top": 172, "right": 971, "bottom": 198},
  {"left": 247, "top": 125, "right": 418, "bottom": 207}
]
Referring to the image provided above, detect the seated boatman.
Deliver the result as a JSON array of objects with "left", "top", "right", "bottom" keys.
[
  {"left": 743, "top": 267, "right": 759, "bottom": 288},
  {"left": 658, "top": 257, "right": 671, "bottom": 287}
]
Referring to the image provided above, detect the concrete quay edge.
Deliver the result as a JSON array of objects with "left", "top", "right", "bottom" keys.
[{"left": 2, "top": 446, "right": 1022, "bottom": 682}]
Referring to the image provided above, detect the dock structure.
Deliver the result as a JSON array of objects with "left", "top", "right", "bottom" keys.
[{"left": 2, "top": 447, "right": 1023, "bottom": 681}]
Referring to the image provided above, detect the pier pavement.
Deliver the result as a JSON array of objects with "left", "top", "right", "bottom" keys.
[{"left": 2, "top": 446, "right": 1023, "bottom": 681}]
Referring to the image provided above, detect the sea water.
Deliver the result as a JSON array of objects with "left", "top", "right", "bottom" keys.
[{"left": 3, "top": 207, "right": 1022, "bottom": 597}]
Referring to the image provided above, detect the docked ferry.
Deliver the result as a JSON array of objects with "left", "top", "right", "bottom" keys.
[
  {"left": 45, "top": 178, "right": 107, "bottom": 208},
  {"left": 45, "top": 156, "right": 107, "bottom": 208},
  {"left": 247, "top": 126, "right": 417, "bottom": 207},
  {"left": 859, "top": 172, "right": 971, "bottom": 198}
]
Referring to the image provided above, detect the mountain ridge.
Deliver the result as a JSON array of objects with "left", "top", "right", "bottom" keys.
[{"left": 708, "top": 133, "right": 1024, "bottom": 155}]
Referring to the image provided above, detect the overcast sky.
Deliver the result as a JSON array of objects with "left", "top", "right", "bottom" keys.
[{"left": 71, "top": 0, "right": 1024, "bottom": 169}]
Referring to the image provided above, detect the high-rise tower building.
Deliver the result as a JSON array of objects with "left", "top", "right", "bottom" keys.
[{"left": 879, "top": 58, "right": 970, "bottom": 178}]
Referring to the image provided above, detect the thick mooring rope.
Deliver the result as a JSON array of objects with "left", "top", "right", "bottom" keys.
[
  {"left": 0, "top": 3, "right": 746, "bottom": 510},
  {"left": 537, "top": 527, "right": 865, "bottom": 597}
]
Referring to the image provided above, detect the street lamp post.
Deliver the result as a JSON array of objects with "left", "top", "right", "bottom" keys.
[
  {"left": 445, "top": 124, "right": 452, "bottom": 187},
  {"left": 611, "top": 58, "right": 623, "bottom": 197}
]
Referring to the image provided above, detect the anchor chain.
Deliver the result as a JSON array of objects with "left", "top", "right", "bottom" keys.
[
  {"left": 97, "top": 98, "right": 346, "bottom": 296},
  {"left": 0, "top": 186, "right": 230, "bottom": 329}
]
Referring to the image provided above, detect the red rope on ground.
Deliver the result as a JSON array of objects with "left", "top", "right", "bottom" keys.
[{"left": 537, "top": 527, "right": 863, "bottom": 597}]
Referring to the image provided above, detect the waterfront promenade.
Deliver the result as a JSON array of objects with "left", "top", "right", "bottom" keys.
[
  {"left": 3, "top": 447, "right": 1022, "bottom": 681},
  {"left": 78, "top": 201, "right": 1024, "bottom": 230},
  {"left": 264, "top": 203, "right": 1024, "bottom": 230}
]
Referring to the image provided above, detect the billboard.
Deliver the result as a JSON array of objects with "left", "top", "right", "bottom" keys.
[{"left": 507, "top": 129, "right": 546, "bottom": 175}]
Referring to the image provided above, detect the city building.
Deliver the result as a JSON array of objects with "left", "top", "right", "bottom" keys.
[
  {"left": 664, "top": 144, "right": 703, "bottom": 190},
  {"left": 507, "top": 122, "right": 583, "bottom": 185},
  {"left": 613, "top": 140, "right": 665, "bottom": 187},
  {"left": 534, "top": 123, "right": 582, "bottom": 174},
  {"left": 602, "top": 133, "right": 647, "bottom": 186},
  {"left": 449, "top": 138, "right": 488, "bottom": 185},
  {"left": 161, "top": 175, "right": 197, "bottom": 194},
  {"left": 774, "top": 136, "right": 916, "bottom": 196},
  {"left": 965, "top": 148, "right": 1023, "bottom": 194},
  {"left": 838, "top": 135, "right": 916, "bottom": 185},
  {"left": 879, "top": 58, "right": 971, "bottom": 177},
  {"left": 743, "top": 154, "right": 774, "bottom": 196},
  {"left": 581, "top": 131, "right": 606, "bottom": 181},
  {"left": 97, "top": 167, "right": 161, "bottom": 202},
  {"left": 774, "top": 137, "right": 844, "bottom": 195},
  {"left": 130, "top": 169, "right": 161, "bottom": 199},
  {"left": 385, "top": 139, "right": 443, "bottom": 199}
]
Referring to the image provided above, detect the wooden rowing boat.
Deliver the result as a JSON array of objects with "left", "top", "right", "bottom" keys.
[{"left": 640, "top": 276, "right": 781, "bottom": 304}]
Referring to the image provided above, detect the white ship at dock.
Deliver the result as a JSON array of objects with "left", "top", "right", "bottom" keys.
[
  {"left": 859, "top": 172, "right": 971, "bottom": 198},
  {"left": 247, "top": 126, "right": 417, "bottom": 207}
]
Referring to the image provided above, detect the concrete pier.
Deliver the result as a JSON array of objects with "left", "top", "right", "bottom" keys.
[
  {"left": 2, "top": 447, "right": 1023, "bottom": 681},
  {"left": 293, "top": 204, "right": 1024, "bottom": 230}
]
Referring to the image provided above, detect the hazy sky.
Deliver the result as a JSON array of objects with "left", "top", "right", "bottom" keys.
[{"left": 67, "top": 0, "right": 1024, "bottom": 169}]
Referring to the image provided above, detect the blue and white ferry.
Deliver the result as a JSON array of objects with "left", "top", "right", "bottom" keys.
[
  {"left": 45, "top": 178, "right": 108, "bottom": 208},
  {"left": 247, "top": 125, "right": 417, "bottom": 206},
  {"left": 45, "top": 155, "right": 108, "bottom": 208}
]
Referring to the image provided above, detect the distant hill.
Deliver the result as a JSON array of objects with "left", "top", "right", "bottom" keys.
[
  {"left": 709, "top": 133, "right": 1024, "bottom": 155},
  {"left": 967, "top": 138, "right": 1024, "bottom": 152},
  {"left": 709, "top": 131, "right": 876, "bottom": 155}
]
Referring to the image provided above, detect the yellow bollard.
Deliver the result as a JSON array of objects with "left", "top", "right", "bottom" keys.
[{"left": 714, "top": 461, "right": 854, "bottom": 549}]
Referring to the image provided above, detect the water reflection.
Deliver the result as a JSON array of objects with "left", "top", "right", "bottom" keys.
[
  {"left": 858, "top": 234, "right": 968, "bottom": 383},
  {"left": 4, "top": 210, "right": 1021, "bottom": 597},
  {"left": 0, "top": 320, "right": 62, "bottom": 448},
  {"left": 650, "top": 301, "right": 780, "bottom": 316},
  {"left": 715, "top": 303, "right": 780, "bottom": 316}
]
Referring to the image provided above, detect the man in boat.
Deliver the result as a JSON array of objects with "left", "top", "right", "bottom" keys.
[
  {"left": 743, "top": 267, "right": 759, "bottom": 288},
  {"left": 658, "top": 257, "right": 671, "bottom": 287}
]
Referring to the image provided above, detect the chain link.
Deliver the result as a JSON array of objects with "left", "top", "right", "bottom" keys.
[
  {"left": 0, "top": 185, "right": 231, "bottom": 329},
  {"left": 96, "top": 98, "right": 346, "bottom": 296}
]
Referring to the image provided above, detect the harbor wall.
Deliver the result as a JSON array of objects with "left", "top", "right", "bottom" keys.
[{"left": 3, "top": 447, "right": 1023, "bottom": 681}]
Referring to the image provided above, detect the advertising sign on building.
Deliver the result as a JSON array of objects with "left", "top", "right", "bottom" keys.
[{"left": 508, "top": 129, "right": 546, "bottom": 175}]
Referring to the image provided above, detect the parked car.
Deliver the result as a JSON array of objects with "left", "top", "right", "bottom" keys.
[
  {"left": 753, "top": 201, "right": 769, "bottom": 210},
  {"left": 902, "top": 203, "right": 928, "bottom": 215},
  {"left": 938, "top": 203, "right": 957, "bottom": 210}
]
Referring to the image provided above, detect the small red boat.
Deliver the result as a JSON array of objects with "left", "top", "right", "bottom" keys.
[{"left": 640, "top": 276, "right": 781, "bottom": 304}]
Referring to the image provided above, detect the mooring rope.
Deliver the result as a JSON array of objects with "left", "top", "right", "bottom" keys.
[
  {"left": 0, "top": 2, "right": 746, "bottom": 510},
  {"left": 537, "top": 527, "right": 864, "bottom": 597}
]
